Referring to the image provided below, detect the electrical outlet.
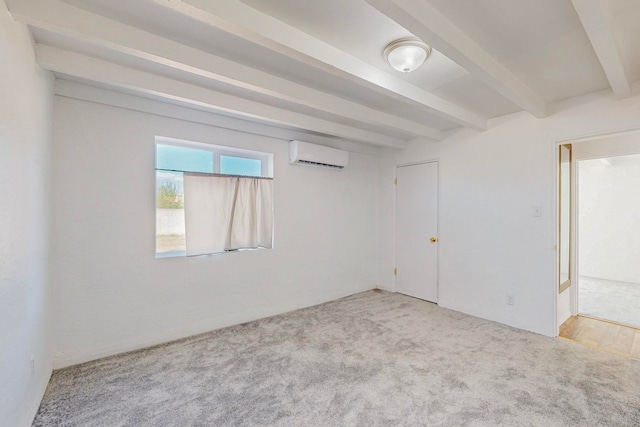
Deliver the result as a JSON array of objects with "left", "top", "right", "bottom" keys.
[
  {"left": 30, "top": 356, "right": 35, "bottom": 377},
  {"left": 507, "top": 295, "right": 514, "bottom": 305}
]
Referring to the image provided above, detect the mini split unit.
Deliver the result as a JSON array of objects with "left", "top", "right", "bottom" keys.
[{"left": 289, "top": 141, "right": 349, "bottom": 169}]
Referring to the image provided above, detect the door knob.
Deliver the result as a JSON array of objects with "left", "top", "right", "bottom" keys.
[{"left": 430, "top": 237, "right": 438, "bottom": 243}]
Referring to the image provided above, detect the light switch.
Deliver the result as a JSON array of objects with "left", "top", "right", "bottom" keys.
[{"left": 533, "top": 206, "right": 542, "bottom": 217}]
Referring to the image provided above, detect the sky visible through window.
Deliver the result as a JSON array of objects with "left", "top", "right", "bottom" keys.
[
  {"left": 156, "top": 144, "right": 214, "bottom": 194},
  {"left": 220, "top": 155, "right": 262, "bottom": 177},
  {"left": 157, "top": 144, "right": 214, "bottom": 173},
  {"left": 155, "top": 145, "right": 265, "bottom": 205}
]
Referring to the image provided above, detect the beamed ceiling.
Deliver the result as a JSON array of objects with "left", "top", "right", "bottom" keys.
[{"left": 8, "top": 0, "right": 640, "bottom": 149}]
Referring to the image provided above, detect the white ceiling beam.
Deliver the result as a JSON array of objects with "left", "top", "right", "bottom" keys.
[
  {"left": 9, "top": 0, "right": 443, "bottom": 141},
  {"left": 364, "top": 0, "right": 548, "bottom": 118},
  {"left": 572, "top": 0, "right": 632, "bottom": 99},
  {"left": 36, "top": 45, "right": 406, "bottom": 148},
  {"left": 54, "top": 80, "right": 383, "bottom": 155},
  {"left": 148, "top": 0, "right": 488, "bottom": 130}
]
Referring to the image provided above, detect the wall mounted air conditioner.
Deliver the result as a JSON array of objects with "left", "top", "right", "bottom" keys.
[{"left": 289, "top": 141, "right": 349, "bottom": 169}]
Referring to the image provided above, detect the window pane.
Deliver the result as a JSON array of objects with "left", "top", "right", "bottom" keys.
[
  {"left": 220, "top": 155, "right": 262, "bottom": 177},
  {"left": 156, "top": 170, "right": 186, "bottom": 256},
  {"left": 156, "top": 144, "right": 214, "bottom": 173}
]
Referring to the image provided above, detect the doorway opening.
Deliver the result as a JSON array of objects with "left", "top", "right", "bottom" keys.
[
  {"left": 577, "top": 153, "right": 640, "bottom": 328},
  {"left": 557, "top": 130, "right": 640, "bottom": 349}
]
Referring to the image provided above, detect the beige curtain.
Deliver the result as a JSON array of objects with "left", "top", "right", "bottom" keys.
[{"left": 183, "top": 174, "right": 273, "bottom": 256}]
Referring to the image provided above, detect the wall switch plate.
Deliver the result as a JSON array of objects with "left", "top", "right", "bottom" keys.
[
  {"left": 533, "top": 206, "right": 542, "bottom": 217},
  {"left": 507, "top": 295, "right": 514, "bottom": 305}
]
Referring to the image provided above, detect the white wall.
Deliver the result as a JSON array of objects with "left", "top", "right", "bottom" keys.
[
  {"left": 579, "top": 154, "right": 640, "bottom": 283},
  {"left": 51, "top": 88, "right": 380, "bottom": 367},
  {"left": 557, "top": 290, "right": 571, "bottom": 327},
  {"left": 0, "top": 2, "right": 54, "bottom": 426},
  {"left": 573, "top": 131, "right": 640, "bottom": 160},
  {"left": 379, "top": 89, "right": 640, "bottom": 337}
]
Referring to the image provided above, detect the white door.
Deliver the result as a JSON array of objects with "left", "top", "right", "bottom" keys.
[{"left": 396, "top": 162, "right": 438, "bottom": 302}]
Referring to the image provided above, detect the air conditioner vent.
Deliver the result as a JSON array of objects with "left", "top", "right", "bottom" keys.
[
  {"left": 289, "top": 141, "right": 348, "bottom": 169},
  {"left": 296, "top": 159, "right": 345, "bottom": 169}
]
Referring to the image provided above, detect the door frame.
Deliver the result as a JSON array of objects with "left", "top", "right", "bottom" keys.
[
  {"left": 394, "top": 159, "right": 439, "bottom": 300},
  {"left": 554, "top": 141, "right": 579, "bottom": 330},
  {"left": 554, "top": 128, "right": 640, "bottom": 334}
]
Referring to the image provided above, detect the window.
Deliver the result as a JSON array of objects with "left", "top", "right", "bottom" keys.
[{"left": 155, "top": 137, "right": 273, "bottom": 258}]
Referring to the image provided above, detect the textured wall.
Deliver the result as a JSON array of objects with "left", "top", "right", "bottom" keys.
[
  {"left": 579, "top": 155, "right": 640, "bottom": 284},
  {"left": 379, "top": 89, "right": 640, "bottom": 337},
  {"left": 51, "top": 91, "right": 379, "bottom": 368},
  {"left": 0, "top": 1, "right": 54, "bottom": 425}
]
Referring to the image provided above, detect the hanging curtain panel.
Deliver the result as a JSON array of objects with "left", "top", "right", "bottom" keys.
[{"left": 183, "top": 174, "right": 273, "bottom": 256}]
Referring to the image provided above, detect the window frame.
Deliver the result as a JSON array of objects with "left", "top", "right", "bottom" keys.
[
  {"left": 155, "top": 136, "right": 273, "bottom": 178},
  {"left": 154, "top": 136, "right": 273, "bottom": 259}
]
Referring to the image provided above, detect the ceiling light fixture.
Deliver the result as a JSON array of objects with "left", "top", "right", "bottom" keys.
[{"left": 384, "top": 38, "right": 431, "bottom": 73}]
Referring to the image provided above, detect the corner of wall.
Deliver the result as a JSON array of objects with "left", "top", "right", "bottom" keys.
[{"left": 0, "top": 2, "right": 55, "bottom": 425}]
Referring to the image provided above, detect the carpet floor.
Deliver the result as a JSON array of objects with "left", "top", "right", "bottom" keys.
[
  {"left": 579, "top": 276, "right": 640, "bottom": 328},
  {"left": 33, "top": 290, "right": 640, "bottom": 426}
]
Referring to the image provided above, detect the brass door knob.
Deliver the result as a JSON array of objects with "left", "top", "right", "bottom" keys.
[{"left": 430, "top": 237, "right": 438, "bottom": 243}]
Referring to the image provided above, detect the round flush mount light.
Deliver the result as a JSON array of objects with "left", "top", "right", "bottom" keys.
[{"left": 384, "top": 37, "right": 431, "bottom": 73}]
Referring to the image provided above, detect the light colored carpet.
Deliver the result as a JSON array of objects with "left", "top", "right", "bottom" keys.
[
  {"left": 33, "top": 290, "right": 640, "bottom": 426},
  {"left": 579, "top": 276, "right": 640, "bottom": 328}
]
